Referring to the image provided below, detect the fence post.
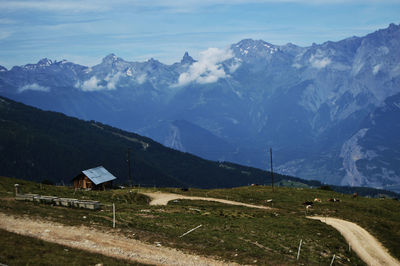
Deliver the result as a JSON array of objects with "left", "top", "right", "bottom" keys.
[
  {"left": 297, "top": 239, "right": 302, "bottom": 260},
  {"left": 113, "top": 203, "right": 116, "bottom": 228},
  {"left": 330, "top": 254, "right": 335, "bottom": 266},
  {"left": 14, "top": 184, "right": 19, "bottom": 196}
]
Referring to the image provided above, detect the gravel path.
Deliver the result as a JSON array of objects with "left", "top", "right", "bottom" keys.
[
  {"left": 308, "top": 216, "right": 400, "bottom": 266},
  {"left": 142, "top": 192, "right": 272, "bottom": 210},
  {"left": 0, "top": 212, "right": 237, "bottom": 266}
]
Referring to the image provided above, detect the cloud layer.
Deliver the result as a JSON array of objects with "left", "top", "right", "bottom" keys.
[
  {"left": 309, "top": 54, "right": 331, "bottom": 69},
  {"left": 18, "top": 83, "right": 50, "bottom": 93},
  {"left": 176, "top": 48, "right": 235, "bottom": 86},
  {"left": 76, "top": 72, "right": 122, "bottom": 91}
]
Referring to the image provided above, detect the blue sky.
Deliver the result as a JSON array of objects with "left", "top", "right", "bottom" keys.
[{"left": 0, "top": 0, "right": 399, "bottom": 68}]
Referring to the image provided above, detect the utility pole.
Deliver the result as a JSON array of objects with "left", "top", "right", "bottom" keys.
[
  {"left": 127, "top": 148, "right": 133, "bottom": 187},
  {"left": 112, "top": 203, "right": 116, "bottom": 228},
  {"left": 270, "top": 148, "right": 274, "bottom": 192}
]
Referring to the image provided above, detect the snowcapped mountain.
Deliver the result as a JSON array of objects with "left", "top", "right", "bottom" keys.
[{"left": 1, "top": 23, "right": 400, "bottom": 192}]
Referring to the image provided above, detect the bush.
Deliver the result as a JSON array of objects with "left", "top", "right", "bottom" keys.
[
  {"left": 41, "top": 179, "right": 54, "bottom": 185},
  {"left": 319, "top": 185, "right": 332, "bottom": 191}
]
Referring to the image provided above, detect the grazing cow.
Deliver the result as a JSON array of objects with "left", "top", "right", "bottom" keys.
[
  {"left": 303, "top": 201, "right": 313, "bottom": 206},
  {"left": 314, "top": 198, "right": 322, "bottom": 202},
  {"left": 329, "top": 198, "right": 340, "bottom": 202},
  {"left": 306, "top": 204, "right": 313, "bottom": 209},
  {"left": 353, "top": 192, "right": 358, "bottom": 198}
]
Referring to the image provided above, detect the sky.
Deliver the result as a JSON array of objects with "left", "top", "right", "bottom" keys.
[{"left": 0, "top": 0, "right": 399, "bottom": 69}]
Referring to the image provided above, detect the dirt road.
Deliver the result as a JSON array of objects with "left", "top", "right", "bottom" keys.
[
  {"left": 308, "top": 216, "right": 400, "bottom": 266},
  {"left": 0, "top": 212, "right": 236, "bottom": 266},
  {"left": 142, "top": 192, "right": 272, "bottom": 210}
]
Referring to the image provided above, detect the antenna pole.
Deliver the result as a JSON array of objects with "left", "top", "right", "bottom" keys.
[{"left": 270, "top": 148, "right": 274, "bottom": 192}]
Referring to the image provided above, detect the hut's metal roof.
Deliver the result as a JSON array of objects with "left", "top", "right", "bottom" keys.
[{"left": 82, "top": 166, "right": 117, "bottom": 185}]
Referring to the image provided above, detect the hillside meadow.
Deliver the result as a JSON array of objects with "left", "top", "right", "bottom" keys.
[{"left": 0, "top": 176, "right": 399, "bottom": 265}]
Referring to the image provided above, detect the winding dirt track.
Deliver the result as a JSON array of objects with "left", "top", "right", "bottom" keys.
[
  {"left": 142, "top": 192, "right": 272, "bottom": 210},
  {"left": 308, "top": 216, "right": 400, "bottom": 266},
  {"left": 0, "top": 212, "right": 236, "bottom": 266},
  {"left": 1, "top": 192, "right": 398, "bottom": 266}
]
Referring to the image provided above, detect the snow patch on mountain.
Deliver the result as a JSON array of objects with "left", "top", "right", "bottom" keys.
[
  {"left": 126, "top": 68, "right": 133, "bottom": 76},
  {"left": 373, "top": 64, "right": 381, "bottom": 75},
  {"left": 18, "top": 83, "right": 50, "bottom": 93},
  {"left": 174, "top": 48, "right": 235, "bottom": 87},
  {"left": 22, "top": 58, "right": 53, "bottom": 70},
  {"left": 84, "top": 67, "right": 92, "bottom": 74}
]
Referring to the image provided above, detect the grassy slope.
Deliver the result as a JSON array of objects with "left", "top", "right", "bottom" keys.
[
  {"left": 2, "top": 177, "right": 399, "bottom": 265},
  {"left": 0, "top": 229, "right": 146, "bottom": 266}
]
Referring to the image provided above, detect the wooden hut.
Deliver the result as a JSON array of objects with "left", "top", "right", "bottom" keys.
[{"left": 73, "top": 166, "right": 117, "bottom": 190}]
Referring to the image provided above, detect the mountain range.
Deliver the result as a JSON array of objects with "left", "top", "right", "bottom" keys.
[
  {"left": 0, "top": 95, "right": 318, "bottom": 189},
  {"left": 1, "top": 23, "right": 399, "bottom": 192},
  {"left": 3, "top": 95, "right": 399, "bottom": 198}
]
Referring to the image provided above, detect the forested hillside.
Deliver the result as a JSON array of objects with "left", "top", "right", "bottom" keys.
[{"left": 0, "top": 96, "right": 307, "bottom": 188}]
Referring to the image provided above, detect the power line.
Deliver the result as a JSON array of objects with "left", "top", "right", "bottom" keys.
[{"left": 270, "top": 148, "right": 274, "bottom": 192}]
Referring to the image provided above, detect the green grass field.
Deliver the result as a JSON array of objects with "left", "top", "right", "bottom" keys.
[
  {"left": 0, "top": 228, "right": 145, "bottom": 266},
  {"left": 1, "top": 176, "right": 399, "bottom": 265}
]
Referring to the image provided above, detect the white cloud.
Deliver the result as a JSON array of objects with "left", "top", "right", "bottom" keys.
[
  {"left": 136, "top": 73, "right": 147, "bottom": 84},
  {"left": 309, "top": 54, "right": 331, "bottom": 68},
  {"left": 228, "top": 58, "right": 241, "bottom": 73},
  {"left": 18, "top": 83, "right": 50, "bottom": 93},
  {"left": 0, "top": 18, "right": 16, "bottom": 24},
  {"left": 1, "top": 0, "right": 396, "bottom": 14},
  {"left": 76, "top": 72, "right": 122, "bottom": 91},
  {"left": 1, "top": 1, "right": 108, "bottom": 12},
  {"left": 0, "top": 31, "right": 12, "bottom": 40},
  {"left": 292, "top": 63, "right": 302, "bottom": 68},
  {"left": 175, "top": 47, "right": 234, "bottom": 86},
  {"left": 104, "top": 72, "right": 122, "bottom": 90},
  {"left": 77, "top": 76, "right": 101, "bottom": 91},
  {"left": 118, "top": 0, "right": 400, "bottom": 13}
]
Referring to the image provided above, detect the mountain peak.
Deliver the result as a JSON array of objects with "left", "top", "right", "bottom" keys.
[
  {"left": 102, "top": 53, "right": 121, "bottom": 64},
  {"left": 37, "top": 58, "right": 53, "bottom": 67},
  {"left": 233, "top": 39, "right": 278, "bottom": 57},
  {"left": 388, "top": 23, "right": 399, "bottom": 29},
  {"left": 387, "top": 23, "right": 400, "bottom": 33},
  {"left": 235, "top": 39, "right": 274, "bottom": 48},
  {"left": 147, "top": 58, "right": 161, "bottom": 65},
  {"left": 181, "top": 52, "right": 194, "bottom": 64}
]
